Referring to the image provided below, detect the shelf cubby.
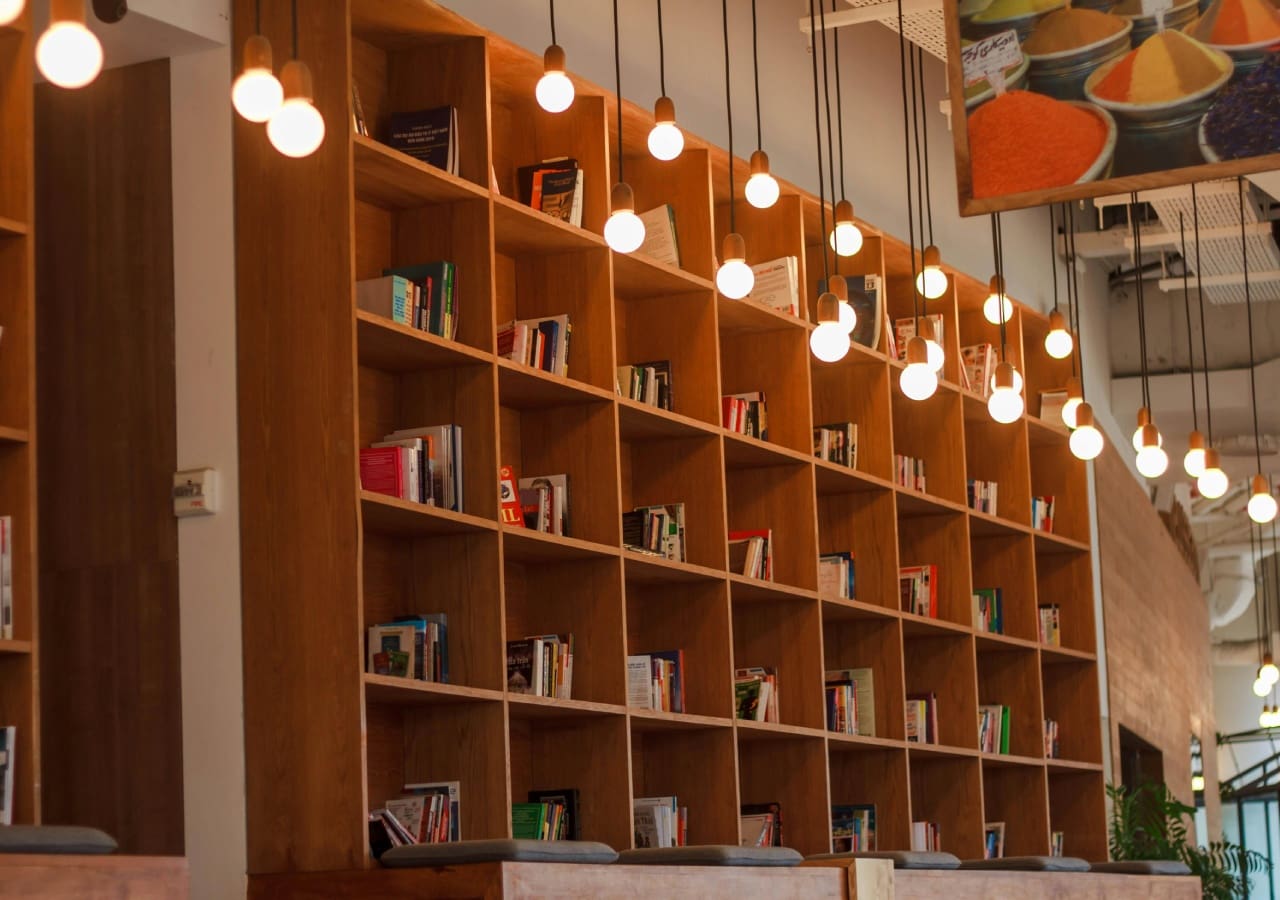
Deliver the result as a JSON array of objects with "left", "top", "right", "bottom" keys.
[
  {"left": 903, "top": 633, "right": 979, "bottom": 751},
  {"left": 1035, "top": 548, "right": 1097, "bottom": 653},
  {"left": 897, "top": 511, "right": 972, "bottom": 627},
  {"left": 963, "top": 402, "right": 1031, "bottom": 527},
  {"left": 1040, "top": 660, "right": 1104, "bottom": 766},
  {"left": 630, "top": 724, "right": 739, "bottom": 845},
  {"left": 909, "top": 753, "right": 984, "bottom": 858},
  {"left": 817, "top": 488, "right": 898, "bottom": 611},
  {"left": 890, "top": 386, "right": 965, "bottom": 506},
  {"left": 1021, "top": 313, "right": 1076, "bottom": 415},
  {"left": 969, "top": 532, "right": 1038, "bottom": 642},
  {"left": 625, "top": 578, "right": 733, "bottom": 720},
  {"left": 800, "top": 206, "right": 884, "bottom": 339},
  {"left": 883, "top": 276, "right": 965, "bottom": 389},
  {"left": 982, "top": 761, "right": 1051, "bottom": 856},
  {"left": 1029, "top": 439, "right": 1090, "bottom": 544},
  {"left": 828, "top": 746, "right": 911, "bottom": 851},
  {"left": 810, "top": 350, "right": 893, "bottom": 482},
  {"left": 737, "top": 733, "right": 831, "bottom": 855},
  {"left": 731, "top": 594, "right": 824, "bottom": 731},
  {"left": 718, "top": 325, "right": 812, "bottom": 455},
  {"left": 0, "top": 238, "right": 29, "bottom": 429},
  {"left": 1049, "top": 769, "right": 1108, "bottom": 861},
  {"left": 976, "top": 647, "right": 1046, "bottom": 759},
  {"left": 717, "top": 194, "right": 807, "bottom": 313},
  {"left": 725, "top": 462, "right": 819, "bottom": 591},
  {"left": 630, "top": 147, "right": 716, "bottom": 281},
  {"left": 956, "top": 280, "right": 1026, "bottom": 381},
  {"left": 613, "top": 288, "right": 720, "bottom": 427},
  {"left": 822, "top": 612, "right": 907, "bottom": 741}
]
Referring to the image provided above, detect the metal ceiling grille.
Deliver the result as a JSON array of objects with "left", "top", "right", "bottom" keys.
[{"left": 871, "top": 5, "right": 949, "bottom": 63}]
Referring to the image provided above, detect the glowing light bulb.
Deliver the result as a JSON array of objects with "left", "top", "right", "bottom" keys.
[
  {"left": 1256, "top": 676, "right": 1272, "bottom": 698},
  {"left": 536, "top": 45, "right": 574, "bottom": 113},
  {"left": 989, "top": 367, "right": 1023, "bottom": 395},
  {"left": 983, "top": 276, "right": 1012, "bottom": 326},
  {"left": 716, "top": 233, "right": 754, "bottom": 299},
  {"left": 1197, "top": 449, "right": 1228, "bottom": 499},
  {"left": 1262, "top": 656, "right": 1280, "bottom": 686},
  {"left": 925, "top": 339, "right": 944, "bottom": 374},
  {"left": 1249, "top": 474, "right": 1277, "bottom": 524},
  {"left": 1184, "top": 431, "right": 1206, "bottom": 478},
  {"left": 828, "top": 199, "right": 863, "bottom": 257},
  {"left": 647, "top": 96, "right": 683, "bottom": 160},
  {"left": 900, "top": 337, "right": 937, "bottom": 401},
  {"left": 987, "top": 362, "right": 1023, "bottom": 423},
  {"left": 1135, "top": 444, "right": 1169, "bottom": 479},
  {"left": 915, "top": 246, "right": 948, "bottom": 299},
  {"left": 1130, "top": 408, "right": 1161, "bottom": 452},
  {"left": 267, "top": 61, "right": 325, "bottom": 158},
  {"left": 1191, "top": 775, "right": 1205, "bottom": 792},
  {"left": 1044, "top": 309, "right": 1074, "bottom": 359},
  {"left": 0, "top": 0, "right": 24, "bottom": 27},
  {"left": 838, "top": 301, "right": 856, "bottom": 333},
  {"left": 1062, "top": 396, "right": 1081, "bottom": 428},
  {"left": 36, "top": 18, "right": 103, "bottom": 89},
  {"left": 232, "top": 35, "right": 283, "bottom": 123},
  {"left": 604, "top": 183, "right": 645, "bottom": 253},
  {"left": 1261, "top": 706, "right": 1271, "bottom": 728},
  {"left": 810, "top": 322, "right": 850, "bottom": 362},
  {"left": 745, "top": 149, "right": 779, "bottom": 209},
  {"left": 1069, "top": 403, "right": 1104, "bottom": 460}
]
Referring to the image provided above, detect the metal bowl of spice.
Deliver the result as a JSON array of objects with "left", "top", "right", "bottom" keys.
[
  {"left": 1111, "top": 0, "right": 1200, "bottom": 45},
  {"left": 967, "top": 0, "right": 1068, "bottom": 42},
  {"left": 1199, "top": 50, "right": 1280, "bottom": 160},
  {"left": 1024, "top": 8, "right": 1133, "bottom": 100},
  {"left": 1186, "top": 0, "right": 1280, "bottom": 79}
]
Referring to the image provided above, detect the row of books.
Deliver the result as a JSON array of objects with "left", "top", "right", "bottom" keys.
[
  {"left": 367, "top": 615, "right": 449, "bottom": 682},
  {"left": 513, "top": 472, "right": 569, "bottom": 535},
  {"left": 1032, "top": 495, "right": 1056, "bottom": 532},
  {"left": 0, "top": 517, "right": 11, "bottom": 641},
  {"left": 622, "top": 504, "right": 685, "bottom": 561},
  {"left": 818, "top": 552, "right": 855, "bottom": 600},
  {"left": 385, "top": 104, "right": 458, "bottom": 176},
  {"left": 368, "top": 779, "right": 461, "bottom": 858},
  {"left": 634, "top": 796, "right": 687, "bottom": 848},
  {"left": 513, "top": 790, "right": 579, "bottom": 841},
  {"left": 0, "top": 725, "right": 13, "bottom": 825},
  {"left": 895, "top": 314, "right": 944, "bottom": 361},
  {"left": 1045, "top": 718, "right": 1061, "bottom": 759},
  {"left": 735, "top": 667, "right": 779, "bottom": 723},
  {"left": 825, "top": 667, "right": 875, "bottom": 736},
  {"left": 626, "top": 651, "right": 685, "bottom": 714},
  {"left": 739, "top": 802, "right": 783, "bottom": 847},
  {"left": 906, "top": 693, "right": 938, "bottom": 745},
  {"left": 967, "top": 479, "right": 998, "bottom": 515},
  {"left": 911, "top": 820, "right": 942, "bottom": 852},
  {"left": 506, "top": 634, "right": 574, "bottom": 698},
  {"left": 729, "top": 529, "right": 772, "bottom": 581},
  {"left": 984, "top": 821, "right": 1006, "bottom": 860},
  {"left": 895, "top": 454, "right": 925, "bottom": 491},
  {"left": 616, "top": 360, "right": 672, "bottom": 411},
  {"left": 722, "top": 391, "right": 768, "bottom": 440},
  {"left": 359, "top": 424, "right": 464, "bottom": 512},
  {"left": 358, "top": 262, "right": 458, "bottom": 341},
  {"left": 813, "top": 422, "right": 857, "bottom": 468},
  {"left": 978, "top": 704, "right": 1011, "bottom": 755},
  {"left": 900, "top": 564, "right": 939, "bottom": 618},
  {"left": 1039, "top": 604, "right": 1061, "bottom": 646},
  {"left": 832, "top": 804, "right": 876, "bottom": 853},
  {"left": 498, "top": 315, "right": 571, "bottom": 377},
  {"left": 973, "top": 587, "right": 1003, "bottom": 635},
  {"left": 518, "top": 158, "right": 584, "bottom": 228}
]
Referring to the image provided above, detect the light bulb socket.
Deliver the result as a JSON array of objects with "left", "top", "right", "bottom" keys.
[
  {"left": 1203, "top": 447, "right": 1221, "bottom": 471},
  {"left": 1140, "top": 423, "right": 1159, "bottom": 450},
  {"left": 905, "top": 336, "right": 929, "bottom": 366},
  {"left": 749, "top": 149, "right": 770, "bottom": 176},
  {"left": 1187, "top": 429, "right": 1205, "bottom": 452},
  {"left": 922, "top": 245, "right": 941, "bottom": 270},
  {"left": 1075, "top": 402, "right": 1096, "bottom": 430},
  {"left": 721, "top": 232, "right": 746, "bottom": 264},
  {"left": 833, "top": 198, "right": 855, "bottom": 226},
  {"left": 243, "top": 33, "right": 274, "bottom": 71},
  {"left": 50, "top": 0, "right": 84, "bottom": 23},
  {"left": 828, "top": 274, "right": 848, "bottom": 303},
  {"left": 543, "top": 43, "right": 567, "bottom": 74},
  {"left": 988, "top": 274, "right": 1005, "bottom": 297},
  {"left": 1252, "top": 473, "right": 1271, "bottom": 498},
  {"left": 1048, "top": 308, "right": 1068, "bottom": 334},
  {"left": 1065, "top": 377, "right": 1082, "bottom": 401},
  {"left": 1135, "top": 406, "right": 1151, "bottom": 430},
  {"left": 653, "top": 95, "right": 676, "bottom": 125},
  {"left": 1265, "top": 652, "right": 1275, "bottom": 667},
  {"left": 816, "top": 291, "right": 840, "bottom": 325},
  {"left": 611, "top": 181, "right": 636, "bottom": 215},
  {"left": 279, "top": 59, "right": 315, "bottom": 102},
  {"left": 993, "top": 361, "right": 1016, "bottom": 392}
]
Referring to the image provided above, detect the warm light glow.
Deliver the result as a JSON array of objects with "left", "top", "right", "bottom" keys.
[
  {"left": 989, "top": 368, "right": 1023, "bottom": 395},
  {"left": 268, "top": 97, "right": 325, "bottom": 158},
  {"left": 1044, "top": 327, "right": 1074, "bottom": 360},
  {"left": 1191, "top": 775, "right": 1205, "bottom": 792},
  {"left": 837, "top": 300, "right": 856, "bottom": 334},
  {"left": 1062, "top": 396, "right": 1081, "bottom": 429},
  {"left": 925, "top": 339, "right": 944, "bottom": 374},
  {"left": 1255, "top": 676, "right": 1271, "bottom": 697},
  {"left": 604, "top": 208, "right": 645, "bottom": 254},
  {"left": 1249, "top": 489, "right": 1278, "bottom": 524},
  {"left": 1136, "top": 444, "right": 1169, "bottom": 479},
  {"left": 1262, "top": 659, "right": 1280, "bottom": 686},
  {"left": 983, "top": 292, "right": 1012, "bottom": 326},
  {"left": 648, "top": 121, "right": 684, "bottom": 161},
  {"left": 1131, "top": 427, "right": 1164, "bottom": 453},
  {"left": 916, "top": 265, "right": 948, "bottom": 300},
  {"left": 536, "top": 46, "right": 574, "bottom": 113},
  {"left": 1070, "top": 423, "right": 1103, "bottom": 460},
  {"left": 829, "top": 221, "right": 864, "bottom": 257},
  {"left": 233, "top": 66, "right": 283, "bottom": 122},
  {"left": 716, "top": 259, "right": 754, "bottom": 300},
  {"left": 1184, "top": 447, "right": 1206, "bottom": 479},
  {"left": 900, "top": 362, "right": 938, "bottom": 401},
  {"left": 0, "top": 0, "right": 24, "bottom": 27},
  {"left": 810, "top": 322, "right": 850, "bottom": 363},
  {"left": 36, "top": 20, "right": 103, "bottom": 89},
  {"left": 745, "top": 171, "right": 780, "bottom": 209},
  {"left": 1198, "top": 466, "right": 1229, "bottom": 500},
  {"left": 988, "top": 386, "right": 1023, "bottom": 423}
]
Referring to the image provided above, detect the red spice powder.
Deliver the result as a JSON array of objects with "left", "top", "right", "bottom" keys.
[
  {"left": 970, "top": 92, "right": 1108, "bottom": 197},
  {"left": 1092, "top": 52, "right": 1137, "bottom": 101}
]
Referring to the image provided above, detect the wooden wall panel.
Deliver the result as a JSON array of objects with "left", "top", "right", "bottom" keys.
[
  {"left": 1096, "top": 445, "right": 1219, "bottom": 835},
  {"left": 34, "top": 59, "right": 184, "bottom": 855}
]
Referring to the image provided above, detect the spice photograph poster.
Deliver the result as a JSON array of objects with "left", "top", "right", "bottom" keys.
[{"left": 945, "top": 0, "right": 1280, "bottom": 214}]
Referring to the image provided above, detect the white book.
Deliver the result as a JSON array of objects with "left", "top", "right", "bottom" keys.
[
  {"left": 911, "top": 821, "right": 929, "bottom": 851},
  {"left": 627, "top": 655, "right": 653, "bottom": 709},
  {"left": 740, "top": 813, "right": 771, "bottom": 847},
  {"left": 749, "top": 256, "right": 799, "bottom": 316},
  {"left": 637, "top": 205, "right": 680, "bottom": 267},
  {"left": 384, "top": 795, "right": 426, "bottom": 843}
]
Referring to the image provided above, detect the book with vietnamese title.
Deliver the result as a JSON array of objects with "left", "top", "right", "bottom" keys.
[{"left": 387, "top": 105, "right": 457, "bottom": 174}]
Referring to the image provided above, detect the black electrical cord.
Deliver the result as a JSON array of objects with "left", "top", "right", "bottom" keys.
[
  {"left": 1066, "top": 203, "right": 1083, "bottom": 388},
  {"left": 291, "top": 0, "right": 298, "bottom": 57},
  {"left": 750, "top": 0, "right": 761, "bottom": 150},
  {"left": 613, "top": 0, "right": 624, "bottom": 183},
  {"left": 1192, "top": 183, "right": 1214, "bottom": 445},
  {"left": 656, "top": 0, "right": 666, "bottom": 98},
  {"left": 895, "top": 0, "right": 918, "bottom": 326},
  {"left": 917, "top": 47, "right": 934, "bottom": 246},
  {"left": 721, "top": 0, "right": 735, "bottom": 232},
  {"left": 549, "top": 0, "right": 557, "bottom": 45},
  {"left": 1050, "top": 205, "right": 1060, "bottom": 313},
  {"left": 1240, "top": 176, "right": 1265, "bottom": 481},
  {"left": 819, "top": 0, "right": 839, "bottom": 275},
  {"left": 254, "top": 0, "right": 262, "bottom": 34},
  {"left": 1130, "top": 194, "right": 1151, "bottom": 412},
  {"left": 831, "top": 0, "right": 846, "bottom": 201},
  {"left": 808, "top": 0, "right": 829, "bottom": 285},
  {"left": 1178, "top": 212, "right": 1200, "bottom": 434},
  {"left": 909, "top": 45, "right": 926, "bottom": 265}
]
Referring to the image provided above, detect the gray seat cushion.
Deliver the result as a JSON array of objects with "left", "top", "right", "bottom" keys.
[
  {"left": 960, "top": 855, "right": 1090, "bottom": 871},
  {"left": 380, "top": 838, "right": 618, "bottom": 867},
  {"left": 0, "top": 825, "right": 117, "bottom": 855},
  {"left": 617, "top": 845, "right": 802, "bottom": 866},
  {"left": 807, "top": 850, "right": 961, "bottom": 869},
  {"left": 1090, "top": 860, "right": 1192, "bottom": 875}
]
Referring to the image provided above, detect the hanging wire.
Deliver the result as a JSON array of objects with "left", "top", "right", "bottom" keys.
[
  {"left": 1254, "top": 524, "right": 1265, "bottom": 663},
  {"left": 1263, "top": 522, "right": 1274, "bottom": 661},
  {"left": 549, "top": 0, "right": 558, "bottom": 45},
  {"left": 1130, "top": 194, "right": 1151, "bottom": 412},
  {"left": 917, "top": 48, "right": 934, "bottom": 246},
  {"left": 909, "top": 45, "right": 926, "bottom": 266},
  {"left": 1178, "top": 212, "right": 1200, "bottom": 433},
  {"left": 291, "top": 0, "right": 298, "bottom": 57},
  {"left": 721, "top": 0, "right": 736, "bottom": 231},
  {"left": 1192, "top": 184, "right": 1214, "bottom": 444},
  {"left": 996, "top": 213, "right": 1008, "bottom": 357},
  {"left": 894, "top": 0, "right": 918, "bottom": 326},
  {"left": 1239, "top": 176, "right": 1265, "bottom": 480},
  {"left": 1049, "top": 205, "right": 1060, "bottom": 313},
  {"left": 254, "top": 0, "right": 262, "bottom": 34},
  {"left": 819, "top": 0, "right": 839, "bottom": 274},
  {"left": 613, "top": 0, "right": 624, "bottom": 183},
  {"left": 808, "top": 0, "right": 829, "bottom": 284},
  {"left": 1271, "top": 522, "right": 1280, "bottom": 661},
  {"left": 750, "top": 0, "right": 762, "bottom": 150},
  {"left": 830, "top": 0, "right": 846, "bottom": 201},
  {"left": 656, "top": 0, "right": 667, "bottom": 98},
  {"left": 1066, "top": 203, "right": 1083, "bottom": 388}
]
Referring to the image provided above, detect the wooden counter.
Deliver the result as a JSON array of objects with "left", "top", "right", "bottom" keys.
[{"left": 0, "top": 854, "right": 188, "bottom": 899}]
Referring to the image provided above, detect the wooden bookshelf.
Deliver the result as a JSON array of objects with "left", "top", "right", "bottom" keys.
[
  {"left": 0, "top": 3, "right": 37, "bottom": 828},
  {"left": 233, "top": 0, "right": 1107, "bottom": 877}
]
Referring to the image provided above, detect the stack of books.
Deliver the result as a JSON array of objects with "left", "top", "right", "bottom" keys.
[
  {"left": 622, "top": 504, "right": 686, "bottom": 561},
  {"left": 832, "top": 804, "right": 876, "bottom": 852},
  {"left": 616, "top": 360, "right": 672, "bottom": 410},
  {"left": 1040, "top": 389, "right": 1068, "bottom": 423},
  {"left": 722, "top": 391, "right": 768, "bottom": 439},
  {"left": 899, "top": 564, "right": 938, "bottom": 618},
  {"left": 748, "top": 256, "right": 800, "bottom": 317},
  {"left": 0, "top": 516, "right": 11, "bottom": 641},
  {"left": 513, "top": 793, "right": 576, "bottom": 840},
  {"left": 740, "top": 802, "right": 782, "bottom": 847},
  {"left": 637, "top": 205, "right": 680, "bottom": 267},
  {"left": 895, "top": 314, "right": 944, "bottom": 361},
  {"left": 813, "top": 422, "right": 857, "bottom": 468},
  {"left": 0, "top": 725, "right": 13, "bottom": 826},
  {"left": 369, "top": 780, "right": 461, "bottom": 858},
  {"left": 360, "top": 423, "right": 463, "bottom": 511},
  {"left": 498, "top": 315, "right": 571, "bottom": 377},
  {"left": 973, "top": 587, "right": 1003, "bottom": 634},
  {"left": 634, "top": 796, "right": 686, "bottom": 848},
  {"left": 729, "top": 529, "right": 772, "bottom": 581},
  {"left": 826, "top": 680, "right": 858, "bottom": 735},
  {"left": 911, "top": 821, "right": 942, "bottom": 852},
  {"left": 961, "top": 343, "right": 996, "bottom": 398},
  {"left": 1044, "top": 719, "right": 1060, "bottom": 758},
  {"left": 818, "top": 552, "right": 855, "bottom": 599},
  {"left": 1051, "top": 831, "right": 1065, "bottom": 856},
  {"left": 735, "top": 667, "right": 779, "bottom": 723},
  {"left": 967, "top": 479, "right": 998, "bottom": 515},
  {"left": 984, "top": 821, "right": 1006, "bottom": 859},
  {"left": 1039, "top": 604, "right": 1061, "bottom": 646},
  {"left": 979, "top": 704, "right": 1011, "bottom": 754},
  {"left": 1032, "top": 496, "right": 1056, "bottom": 532},
  {"left": 367, "top": 615, "right": 449, "bottom": 682},
  {"left": 358, "top": 264, "right": 458, "bottom": 341},
  {"left": 894, "top": 454, "right": 925, "bottom": 491},
  {"left": 518, "top": 473, "right": 569, "bottom": 535},
  {"left": 906, "top": 693, "right": 938, "bottom": 744},
  {"left": 626, "top": 650, "right": 685, "bottom": 713},
  {"left": 387, "top": 105, "right": 458, "bottom": 174},
  {"left": 506, "top": 634, "right": 574, "bottom": 699},
  {"left": 517, "top": 158, "right": 584, "bottom": 227},
  {"left": 826, "top": 668, "right": 875, "bottom": 736}
]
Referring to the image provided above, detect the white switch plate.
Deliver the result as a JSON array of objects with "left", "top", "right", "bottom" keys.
[{"left": 173, "top": 467, "right": 218, "bottom": 517}]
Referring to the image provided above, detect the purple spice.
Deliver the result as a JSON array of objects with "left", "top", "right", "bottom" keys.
[{"left": 1204, "top": 52, "right": 1280, "bottom": 160}]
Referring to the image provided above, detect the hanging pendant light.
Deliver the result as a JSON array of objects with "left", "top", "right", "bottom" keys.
[
  {"left": 829, "top": 275, "right": 856, "bottom": 334},
  {"left": 1135, "top": 423, "right": 1170, "bottom": 479},
  {"left": 715, "top": 0, "right": 753, "bottom": 298},
  {"left": 1070, "top": 403, "right": 1104, "bottom": 460},
  {"left": 1185, "top": 431, "right": 1207, "bottom": 479},
  {"left": 1262, "top": 652, "right": 1280, "bottom": 687},
  {"left": 811, "top": 290, "right": 851, "bottom": 362},
  {"left": 1189, "top": 184, "right": 1224, "bottom": 498},
  {"left": 824, "top": 2, "right": 864, "bottom": 257},
  {"left": 1236, "top": 177, "right": 1276, "bottom": 524},
  {"left": 917, "top": 245, "right": 948, "bottom": 300},
  {"left": 647, "top": 1, "right": 683, "bottom": 161},
  {"left": 986, "top": 214, "right": 1021, "bottom": 424},
  {"left": 1063, "top": 207, "right": 1102, "bottom": 459},
  {"left": 37, "top": 0, "right": 103, "bottom": 89},
  {"left": 536, "top": 1, "right": 574, "bottom": 113},
  {"left": 1045, "top": 309, "right": 1073, "bottom": 359},
  {"left": 829, "top": 200, "right": 864, "bottom": 257},
  {"left": 988, "top": 362, "right": 1024, "bottom": 424},
  {"left": 1251, "top": 474, "right": 1278, "bottom": 525},
  {"left": 233, "top": 0, "right": 283, "bottom": 123},
  {"left": 604, "top": 0, "right": 645, "bottom": 254},
  {"left": 1199, "top": 448, "right": 1229, "bottom": 499},
  {"left": 908, "top": 48, "right": 945, "bottom": 300},
  {"left": 0, "top": 0, "right": 23, "bottom": 27},
  {"left": 268, "top": 66, "right": 324, "bottom": 158},
  {"left": 920, "top": 315, "right": 943, "bottom": 374},
  {"left": 901, "top": 337, "right": 938, "bottom": 401},
  {"left": 983, "top": 275, "right": 1012, "bottom": 326},
  {"left": 806, "top": 0, "right": 845, "bottom": 362},
  {"left": 743, "top": 0, "right": 778, "bottom": 208},
  {"left": 1062, "top": 377, "right": 1082, "bottom": 429},
  {"left": 1130, "top": 407, "right": 1163, "bottom": 453},
  {"left": 1126, "top": 195, "right": 1167, "bottom": 479},
  {"left": 1255, "top": 672, "right": 1272, "bottom": 697}
]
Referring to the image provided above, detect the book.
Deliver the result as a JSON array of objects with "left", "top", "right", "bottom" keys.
[
  {"left": 984, "top": 821, "right": 1006, "bottom": 859},
  {"left": 356, "top": 275, "right": 414, "bottom": 327},
  {"left": 894, "top": 454, "right": 925, "bottom": 491},
  {"left": 352, "top": 82, "right": 369, "bottom": 137},
  {"left": 1039, "top": 604, "right": 1061, "bottom": 646},
  {"left": 371, "top": 437, "right": 430, "bottom": 505},
  {"left": 499, "top": 464, "right": 523, "bottom": 527},
  {"left": 911, "top": 821, "right": 941, "bottom": 851},
  {"left": 826, "top": 667, "right": 875, "bottom": 737},
  {"left": 622, "top": 503, "right": 685, "bottom": 562},
  {"left": 1040, "top": 389, "right": 1068, "bottom": 423},
  {"left": 895, "top": 314, "right": 944, "bottom": 362},
  {"left": 382, "top": 424, "right": 463, "bottom": 512},
  {"left": 962, "top": 343, "right": 996, "bottom": 398},
  {"left": 625, "top": 651, "right": 685, "bottom": 713},
  {"left": 388, "top": 105, "right": 458, "bottom": 174},
  {"left": 637, "top": 205, "right": 680, "bottom": 267},
  {"left": 1, "top": 517, "right": 11, "bottom": 641},
  {"left": 0, "top": 725, "right": 12, "bottom": 825},
  {"left": 813, "top": 422, "right": 857, "bottom": 468},
  {"left": 899, "top": 564, "right": 938, "bottom": 618},
  {"left": 405, "top": 780, "right": 461, "bottom": 843},
  {"left": 518, "top": 474, "right": 568, "bottom": 536},
  {"left": 1044, "top": 718, "right": 1060, "bottom": 758},
  {"left": 847, "top": 274, "right": 883, "bottom": 350},
  {"left": 818, "top": 552, "right": 854, "bottom": 600},
  {"left": 384, "top": 261, "right": 457, "bottom": 340},
  {"left": 973, "top": 587, "right": 1003, "bottom": 635},
  {"left": 1051, "top": 830, "right": 1065, "bottom": 857},
  {"left": 739, "top": 812, "right": 773, "bottom": 847},
  {"left": 735, "top": 667, "right": 779, "bottom": 723},
  {"left": 529, "top": 788, "right": 579, "bottom": 841},
  {"left": 634, "top": 796, "right": 684, "bottom": 848},
  {"left": 741, "top": 802, "right": 783, "bottom": 847},
  {"left": 978, "top": 704, "right": 1011, "bottom": 754},
  {"left": 518, "top": 158, "right": 583, "bottom": 228},
  {"left": 498, "top": 315, "right": 572, "bottom": 377},
  {"left": 967, "top": 479, "right": 998, "bottom": 515},
  {"left": 1032, "top": 496, "right": 1056, "bottom": 532},
  {"left": 906, "top": 692, "right": 938, "bottom": 744},
  {"left": 359, "top": 447, "right": 409, "bottom": 501},
  {"left": 728, "top": 529, "right": 772, "bottom": 581},
  {"left": 616, "top": 360, "right": 673, "bottom": 411},
  {"left": 721, "top": 391, "right": 768, "bottom": 440},
  {"left": 749, "top": 256, "right": 799, "bottom": 317},
  {"left": 825, "top": 679, "right": 857, "bottom": 735},
  {"left": 512, "top": 802, "right": 549, "bottom": 840},
  {"left": 367, "top": 624, "right": 417, "bottom": 679},
  {"left": 832, "top": 803, "right": 876, "bottom": 852},
  {"left": 506, "top": 635, "right": 573, "bottom": 698}
]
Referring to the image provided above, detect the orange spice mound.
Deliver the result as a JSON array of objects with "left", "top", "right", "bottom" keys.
[
  {"left": 1189, "top": 0, "right": 1280, "bottom": 45},
  {"left": 1091, "top": 30, "right": 1225, "bottom": 103},
  {"left": 969, "top": 92, "right": 1107, "bottom": 198}
]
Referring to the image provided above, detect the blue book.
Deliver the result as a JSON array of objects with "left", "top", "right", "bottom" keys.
[
  {"left": 383, "top": 261, "right": 453, "bottom": 338},
  {"left": 537, "top": 319, "right": 559, "bottom": 373}
]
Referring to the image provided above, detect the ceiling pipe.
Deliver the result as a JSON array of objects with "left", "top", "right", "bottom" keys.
[{"left": 1207, "top": 553, "right": 1257, "bottom": 630}]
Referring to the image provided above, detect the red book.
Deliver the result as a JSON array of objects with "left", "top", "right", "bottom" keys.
[
  {"left": 360, "top": 447, "right": 404, "bottom": 498},
  {"left": 499, "top": 464, "right": 524, "bottom": 527}
]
